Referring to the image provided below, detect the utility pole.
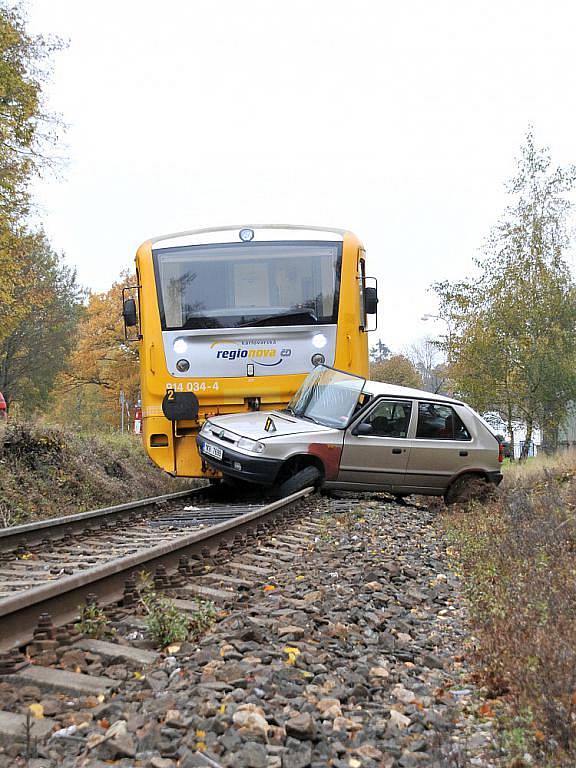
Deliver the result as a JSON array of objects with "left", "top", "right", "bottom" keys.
[{"left": 119, "top": 390, "right": 125, "bottom": 433}]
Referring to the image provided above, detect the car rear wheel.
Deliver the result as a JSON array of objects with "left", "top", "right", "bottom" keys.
[
  {"left": 275, "top": 466, "right": 321, "bottom": 498},
  {"left": 444, "top": 473, "right": 493, "bottom": 506}
]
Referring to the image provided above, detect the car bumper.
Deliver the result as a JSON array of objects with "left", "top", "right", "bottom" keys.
[
  {"left": 196, "top": 436, "right": 283, "bottom": 485},
  {"left": 487, "top": 471, "right": 504, "bottom": 486}
]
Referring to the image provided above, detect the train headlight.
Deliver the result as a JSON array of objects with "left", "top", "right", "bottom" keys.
[
  {"left": 312, "top": 333, "right": 327, "bottom": 349},
  {"left": 311, "top": 353, "right": 325, "bottom": 366},
  {"left": 239, "top": 228, "right": 254, "bottom": 242},
  {"left": 237, "top": 437, "right": 265, "bottom": 453},
  {"left": 176, "top": 359, "right": 190, "bottom": 372},
  {"left": 174, "top": 338, "right": 187, "bottom": 354}
]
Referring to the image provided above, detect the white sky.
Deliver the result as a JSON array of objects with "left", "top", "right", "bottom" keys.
[{"left": 27, "top": 0, "right": 576, "bottom": 351}]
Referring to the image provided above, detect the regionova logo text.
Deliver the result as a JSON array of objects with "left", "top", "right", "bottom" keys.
[{"left": 209, "top": 339, "right": 292, "bottom": 367}]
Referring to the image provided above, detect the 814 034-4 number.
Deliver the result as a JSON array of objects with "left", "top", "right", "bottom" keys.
[{"left": 166, "top": 381, "right": 219, "bottom": 393}]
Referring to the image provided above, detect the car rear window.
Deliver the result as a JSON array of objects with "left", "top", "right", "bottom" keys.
[{"left": 416, "top": 402, "right": 471, "bottom": 441}]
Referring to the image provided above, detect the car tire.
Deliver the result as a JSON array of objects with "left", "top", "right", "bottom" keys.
[
  {"left": 444, "top": 473, "right": 493, "bottom": 506},
  {"left": 275, "top": 466, "right": 321, "bottom": 498}
]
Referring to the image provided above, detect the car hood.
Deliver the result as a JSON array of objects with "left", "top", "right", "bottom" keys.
[{"left": 206, "top": 411, "right": 335, "bottom": 441}]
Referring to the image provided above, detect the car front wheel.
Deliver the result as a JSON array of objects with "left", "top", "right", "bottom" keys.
[{"left": 275, "top": 465, "right": 321, "bottom": 498}]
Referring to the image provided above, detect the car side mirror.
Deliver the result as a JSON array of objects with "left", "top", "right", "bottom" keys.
[
  {"left": 365, "top": 286, "right": 378, "bottom": 315},
  {"left": 123, "top": 298, "right": 138, "bottom": 327},
  {"left": 353, "top": 422, "right": 374, "bottom": 436}
]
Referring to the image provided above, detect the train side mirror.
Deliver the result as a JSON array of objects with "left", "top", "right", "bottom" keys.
[
  {"left": 123, "top": 298, "right": 138, "bottom": 327},
  {"left": 365, "top": 286, "right": 378, "bottom": 315}
]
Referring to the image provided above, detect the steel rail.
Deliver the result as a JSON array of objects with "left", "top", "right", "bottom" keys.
[
  {"left": 0, "top": 488, "right": 312, "bottom": 651},
  {"left": 0, "top": 487, "right": 206, "bottom": 553}
]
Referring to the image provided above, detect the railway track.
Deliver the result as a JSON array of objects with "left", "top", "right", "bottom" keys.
[
  {"left": 0, "top": 487, "right": 266, "bottom": 595},
  {"left": 0, "top": 486, "right": 314, "bottom": 652}
]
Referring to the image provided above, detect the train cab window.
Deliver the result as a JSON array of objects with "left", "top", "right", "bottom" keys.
[
  {"left": 153, "top": 241, "right": 342, "bottom": 331},
  {"left": 358, "top": 400, "right": 412, "bottom": 437},
  {"left": 416, "top": 403, "right": 471, "bottom": 440}
]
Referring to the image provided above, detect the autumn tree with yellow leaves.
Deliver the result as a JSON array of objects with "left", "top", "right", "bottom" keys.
[
  {"left": 54, "top": 274, "right": 140, "bottom": 430},
  {"left": 370, "top": 354, "right": 423, "bottom": 389}
]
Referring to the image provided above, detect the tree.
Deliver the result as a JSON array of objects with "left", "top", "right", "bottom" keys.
[
  {"left": 0, "top": 232, "right": 84, "bottom": 412},
  {"left": 54, "top": 273, "right": 140, "bottom": 430},
  {"left": 369, "top": 339, "right": 391, "bottom": 363},
  {"left": 371, "top": 354, "right": 423, "bottom": 388},
  {"left": 434, "top": 130, "right": 576, "bottom": 458},
  {"left": 0, "top": 2, "right": 64, "bottom": 346},
  {"left": 404, "top": 338, "right": 449, "bottom": 393},
  {"left": 0, "top": 3, "right": 62, "bottom": 222}
]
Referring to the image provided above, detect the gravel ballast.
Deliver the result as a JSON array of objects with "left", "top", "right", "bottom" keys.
[{"left": 1, "top": 495, "right": 505, "bottom": 767}]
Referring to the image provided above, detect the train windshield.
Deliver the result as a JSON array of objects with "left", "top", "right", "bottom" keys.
[
  {"left": 287, "top": 365, "right": 366, "bottom": 429},
  {"left": 153, "top": 241, "right": 341, "bottom": 330}
]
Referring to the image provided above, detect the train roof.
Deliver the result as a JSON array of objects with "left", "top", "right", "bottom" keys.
[{"left": 149, "top": 224, "right": 357, "bottom": 250}]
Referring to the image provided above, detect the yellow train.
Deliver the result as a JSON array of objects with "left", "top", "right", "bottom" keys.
[{"left": 123, "top": 225, "right": 377, "bottom": 477}]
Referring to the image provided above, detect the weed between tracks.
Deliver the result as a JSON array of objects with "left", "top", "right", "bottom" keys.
[
  {"left": 137, "top": 572, "right": 217, "bottom": 648},
  {"left": 73, "top": 574, "right": 217, "bottom": 650},
  {"left": 442, "top": 452, "right": 576, "bottom": 765},
  {"left": 75, "top": 602, "right": 111, "bottom": 640}
]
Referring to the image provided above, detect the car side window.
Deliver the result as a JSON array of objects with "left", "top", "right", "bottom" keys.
[
  {"left": 358, "top": 400, "right": 412, "bottom": 437},
  {"left": 416, "top": 402, "right": 471, "bottom": 440}
]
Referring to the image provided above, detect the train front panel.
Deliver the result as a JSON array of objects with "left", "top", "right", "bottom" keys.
[{"left": 133, "top": 225, "right": 374, "bottom": 477}]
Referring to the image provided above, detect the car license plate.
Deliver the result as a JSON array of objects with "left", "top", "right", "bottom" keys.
[{"left": 203, "top": 442, "right": 223, "bottom": 460}]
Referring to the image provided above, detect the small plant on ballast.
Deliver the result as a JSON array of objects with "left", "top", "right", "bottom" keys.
[
  {"left": 189, "top": 598, "right": 217, "bottom": 640},
  {"left": 75, "top": 601, "right": 109, "bottom": 639},
  {"left": 137, "top": 571, "right": 190, "bottom": 648}
]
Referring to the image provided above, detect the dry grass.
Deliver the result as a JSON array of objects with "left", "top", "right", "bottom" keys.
[
  {"left": 502, "top": 448, "right": 576, "bottom": 485},
  {"left": 0, "top": 421, "right": 195, "bottom": 526},
  {"left": 443, "top": 451, "right": 576, "bottom": 765}
]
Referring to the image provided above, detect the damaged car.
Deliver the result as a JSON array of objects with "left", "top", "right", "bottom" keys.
[{"left": 197, "top": 365, "right": 503, "bottom": 503}]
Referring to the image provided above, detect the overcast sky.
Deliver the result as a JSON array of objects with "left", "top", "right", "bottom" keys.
[{"left": 27, "top": 0, "right": 576, "bottom": 351}]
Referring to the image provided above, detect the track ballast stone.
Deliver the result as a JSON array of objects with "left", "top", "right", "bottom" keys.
[{"left": 3, "top": 496, "right": 503, "bottom": 767}]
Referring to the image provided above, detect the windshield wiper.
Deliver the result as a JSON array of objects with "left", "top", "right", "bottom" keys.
[
  {"left": 237, "top": 309, "right": 318, "bottom": 328},
  {"left": 299, "top": 413, "right": 321, "bottom": 425}
]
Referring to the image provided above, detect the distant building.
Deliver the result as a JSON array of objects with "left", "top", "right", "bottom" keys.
[{"left": 483, "top": 411, "right": 540, "bottom": 458}]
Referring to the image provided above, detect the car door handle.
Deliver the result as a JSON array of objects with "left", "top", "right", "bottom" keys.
[
  {"left": 392, "top": 448, "right": 402, "bottom": 454},
  {"left": 459, "top": 451, "right": 468, "bottom": 457}
]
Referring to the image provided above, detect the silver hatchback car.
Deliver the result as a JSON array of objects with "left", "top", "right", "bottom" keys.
[{"left": 197, "top": 366, "right": 503, "bottom": 503}]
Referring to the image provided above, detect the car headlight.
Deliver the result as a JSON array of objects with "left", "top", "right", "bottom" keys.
[
  {"left": 200, "top": 421, "right": 210, "bottom": 435},
  {"left": 237, "top": 437, "right": 265, "bottom": 453}
]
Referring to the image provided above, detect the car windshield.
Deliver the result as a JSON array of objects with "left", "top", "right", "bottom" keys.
[{"left": 287, "top": 365, "right": 366, "bottom": 429}]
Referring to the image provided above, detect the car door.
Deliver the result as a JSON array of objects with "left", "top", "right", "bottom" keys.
[
  {"left": 338, "top": 398, "right": 414, "bottom": 488},
  {"left": 404, "top": 401, "right": 474, "bottom": 492}
]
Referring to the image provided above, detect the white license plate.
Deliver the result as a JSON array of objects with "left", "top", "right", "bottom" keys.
[{"left": 203, "top": 442, "right": 223, "bottom": 460}]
